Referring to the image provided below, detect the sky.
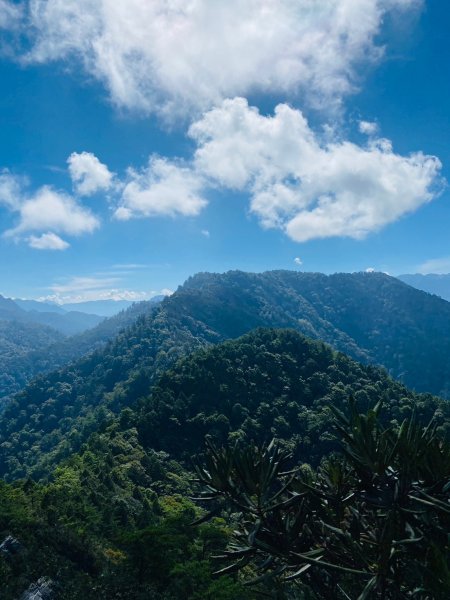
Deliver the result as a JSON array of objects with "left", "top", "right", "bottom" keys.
[{"left": 0, "top": 0, "right": 450, "bottom": 303}]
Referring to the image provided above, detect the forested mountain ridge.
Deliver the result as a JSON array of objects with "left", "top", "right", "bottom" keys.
[
  {"left": 1, "top": 329, "right": 448, "bottom": 599},
  {"left": 0, "top": 320, "right": 65, "bottom": 403},
  {"left": 136, "top": 328, "right": 449, "bottom": 462},
  {"left": 1, "top": 270, "right": 450, "bottom": 481},
  {"left": 0, "top": 300, "right": 159, "bottom": 406},
  {"left": 179, "top": 270, "right": 450, "bottom": 395}
]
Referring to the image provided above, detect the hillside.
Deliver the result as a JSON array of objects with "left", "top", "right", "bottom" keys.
[
  {"left": 179, "top": 270, "right": 450, "bottom": 395},
  {"left": 1, "top": 329, "right": 447, "bottom": 599},
  {"left": 0, "top": 300, "right": 158, "bottom": 405},
  {"left": 0, "top": 320, "right": 65, "bottom": 402},
  {"left": 1, "top": 270, "right": 450, "bottom": 480},
  {"left": 135, "top": 328, "right": 448, "bottom": 462}
]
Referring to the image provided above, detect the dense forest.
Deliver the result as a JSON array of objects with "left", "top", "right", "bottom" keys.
[
  {"left": 0, "top": 300, "right": 159, "bottom": 405},
  {"left": 1, "top": 271, "right": 450, "bottom": 598},
  {"left": 2, "top": 271, "right": 450, "bottom": 480},
  {"left": 1, "top": 329, "right": 448, "bottom": 598}
]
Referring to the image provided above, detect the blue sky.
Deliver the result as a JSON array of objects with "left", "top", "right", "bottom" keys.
[{"left": 0, "top": 0, "right": 449, "bottom": 302}]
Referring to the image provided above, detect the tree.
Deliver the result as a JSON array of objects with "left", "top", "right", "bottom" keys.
[{"left": 194, "top": 400, "right": 450, "bottom": 599}]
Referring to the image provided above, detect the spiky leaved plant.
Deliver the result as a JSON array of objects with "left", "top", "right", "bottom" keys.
[{"left": 193, "top": 400, "right": 450, "bottom": 599}]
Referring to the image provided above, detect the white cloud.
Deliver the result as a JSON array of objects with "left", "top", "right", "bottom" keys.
[
  {"left": 12, "top": 0, "right": 421, "bottom": 116},
  {"left": 0, "top": 172, "right": 100, "bottom": 245},
  {"left": 189, "top": 98, "right": 442, "bottom": 242},
  {"left": 416, "top": 257, "right": 450, "bottom": 275},
  {"left": 294, "top": 257, "right": 303, "bottom": 265},
  {"left": 0, "top": 1, "right": 23, "bottom": 30},
  {"left": 28, "top": 232, "right": 70, "bottom": 250},
  {"left": 359, "top": 120, "right": 378, "bottom": 135},
  {"left": 112, "top": 263, "right": 148, "bottom": 269},
  {"left": 114, "top": 157, "right": 206, "bottom": 220},
  {"left": 67, "top": 151, "right": 114, "bottom": 196},
  {"left": 0, "top": 170, "right": 23, "bottom": 209},
  {"left": 201, "top": 229, "right": 210, "bottom": 238},
  {"left": 365, "top": 267, "right": 375, "bottom": 272},
  {"left": 6, "top": 185, "right": 99, "bottom": 237},
  {"left": 38, "top": 274, "right": 171, "bottom": 303},
  {"left": 50, "top": 276, "right": 120, "bottom": 294},
  {"left": 160, "top": 288, "right": 173, "bottom": 297}
]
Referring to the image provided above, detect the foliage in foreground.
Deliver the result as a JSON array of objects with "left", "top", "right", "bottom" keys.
[
  {"left": 0, "top": 418, "right": 253, "bottom": 599},
  {"left": 195, "top": 401, "right": 450, "bottom": 599}
]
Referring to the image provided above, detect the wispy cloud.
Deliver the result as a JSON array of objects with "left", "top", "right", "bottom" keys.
[
  {"left": 43, "top": 275, "right": 147, "bottom": 304},
  {"left": 0, "top": 0, "right": 22, "bottom": 32},
  {"left": 416, "top": 257, "right": 450, "bottom": 275},
  {"left": 7, "top": 0, "right": 421, "bottom": 117},
  {"left": 359, "top": 121, "right": 378, "bottom": 135},
  {"left": 50, "top": 276, "right": 121, "bottom": 295},
  {"left": 112, "top": 263, "right": 148, "bottom": 269},
  {"left": 40, "top": 274, "right": 171, "bottom": 304}
]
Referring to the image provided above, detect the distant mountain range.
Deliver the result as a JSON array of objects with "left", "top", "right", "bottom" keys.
[
  {"left": 0, "top": 298, "right": 163, "bottom": 404},
  {"left": 397, "top": 273, "right": 450, "bottom": 302},
  {"left": 2, "top": 269, "right": 450, "bottom": 480},
  {"left": 14, "top": 295, "right": 165, "bottom": 317},
  {"left": 0, "top": 294, "right": 104, "bottom": 335}
]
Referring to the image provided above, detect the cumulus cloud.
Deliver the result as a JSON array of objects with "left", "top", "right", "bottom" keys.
[
  {"left": 10, "top": 0, "right": 421, "bottom": 116},
  {"left": 365, "top": 267, "right": 375, "bottom": 272},
  {"left": 114, "top": 157, "right": 206, "bottom": 220},
  {"left": 6, "top": 185, "right": 99, "bottom": 237},
  {"left": 0, "top": 172, "right": 100, "bottom": 245},
  {"left": 294, "top": 257, "right": 303, "bottom": 265},
  {"left": 189, "top": 98, "right": 442, "bottom": 242},
  {"left": 68, "top": 151, "right": 114, "bottom": 196},
  {"left": 28, "top": 232, "right": 70, "bottom": 250}
]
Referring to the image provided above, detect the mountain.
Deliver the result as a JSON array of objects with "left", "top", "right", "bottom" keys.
[
  {"left": 2, "top": 270, "right": 450, "bottom": 480},
  {"left": 397, "top": 273, "right": 450, "bottom": 302},
  {"left": 135, "top": 328, "right": 448, "bottom": 463},
  {"left": 0, "top": 300, "right": 159, "bottom": 405},
  {"left": 59, "top": 296, "right": 164, "bottom": 317},
  {"left": 0, "top": 294, "right": 26, "bottom": 320},
  {"left": 24, "top": 309, "right": 104, "bottom": 335},
  {"left": 61, "top": 299, "right": 135, "bottom": 317},
  {"left": 0, "top": 320, "right": 65, "bottom": 402},
  {"left": 14, "top": 299, "right": 67, "bottom": 314},
  {"left": 0, "top": 328, "right": 447, "bottom": 598},
  {"left": 0, "top": 294, "right": 104, "bottom": 334}
]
